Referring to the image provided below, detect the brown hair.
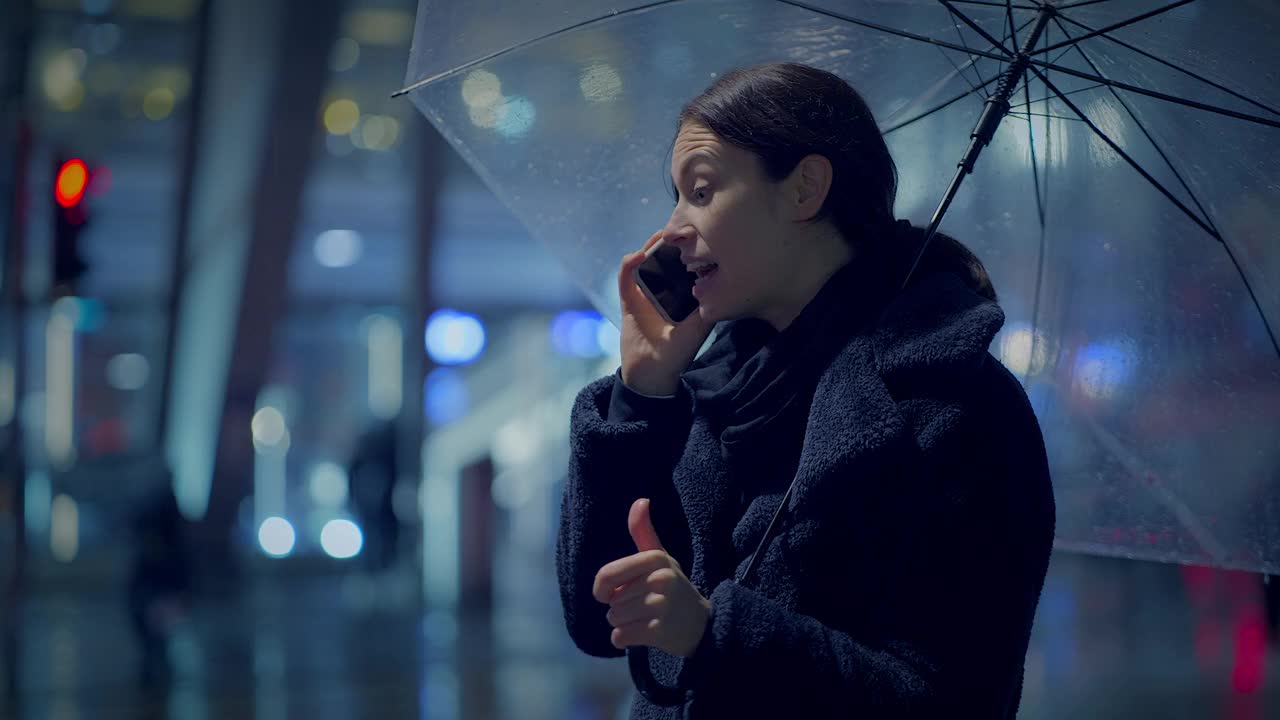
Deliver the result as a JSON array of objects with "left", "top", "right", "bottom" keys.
[{"left": 676, "top": 62, "right": 996, "bottom": 302}]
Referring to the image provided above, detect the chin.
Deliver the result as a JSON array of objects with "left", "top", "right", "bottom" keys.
[{"left": 696, "top": 301, "right": 740, "bottom": 326}]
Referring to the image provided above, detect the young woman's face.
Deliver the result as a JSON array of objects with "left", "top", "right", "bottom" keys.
[{"left": 664, "top": 122, "right": 797, "bottom": 324}]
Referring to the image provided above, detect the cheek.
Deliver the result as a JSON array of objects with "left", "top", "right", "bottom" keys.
[{"left": 710, "top": 194, "right": 775, "bottom": 254}]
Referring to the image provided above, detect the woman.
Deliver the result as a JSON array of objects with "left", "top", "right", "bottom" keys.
[{"left": 556, "top": 62, "right": 1055, "bottom": 719}]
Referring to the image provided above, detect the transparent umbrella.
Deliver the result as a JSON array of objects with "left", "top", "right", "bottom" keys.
[{"left": 397, "top": 0, "right": 1280, "bottom": 592}]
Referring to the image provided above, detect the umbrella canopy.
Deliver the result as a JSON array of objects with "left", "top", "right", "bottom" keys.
[{"left": 399, "top": 0, "right": 1280, "bottom": 574}]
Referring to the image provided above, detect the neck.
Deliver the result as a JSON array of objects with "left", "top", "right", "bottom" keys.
[{"left": 760, "top": 240, "right": 856, "bottom": 331}]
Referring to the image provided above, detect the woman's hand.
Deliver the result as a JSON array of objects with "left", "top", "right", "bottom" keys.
[
  {"left": 618, "top": 230, "right": 715, "bottom": 397},
  {"left": 593, "top": 498, "right": 711, "bottom": 658}
]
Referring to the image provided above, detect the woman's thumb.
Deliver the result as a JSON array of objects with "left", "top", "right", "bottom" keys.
[{"left": 628, "top": 498, "right": 664, "bottom": 552}]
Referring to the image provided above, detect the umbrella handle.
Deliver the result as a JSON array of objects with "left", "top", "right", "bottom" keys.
[{"left": 628, "top": 647, "right": 688, "bottom": 706}]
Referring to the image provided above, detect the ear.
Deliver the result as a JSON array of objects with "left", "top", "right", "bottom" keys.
[{"left": 786, "top": 154, "right": 834, "bottom": 223}]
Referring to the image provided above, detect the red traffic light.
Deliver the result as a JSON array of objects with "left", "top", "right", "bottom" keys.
[{"left": 55, "top": 159, "right": 88, "bottom": 208}]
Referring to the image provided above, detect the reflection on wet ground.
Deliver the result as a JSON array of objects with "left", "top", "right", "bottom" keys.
[{"left": 6, "top": 552, "right": 1278, "bottom": 719}]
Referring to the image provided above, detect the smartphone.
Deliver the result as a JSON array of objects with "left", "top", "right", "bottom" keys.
[{"left": 633, "top": 239, "right": 699, "bottom": 324}]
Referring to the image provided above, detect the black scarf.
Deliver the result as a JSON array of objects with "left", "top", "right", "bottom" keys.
[{"left": 681, "top": 252, "right": 898, "bottom": 486}]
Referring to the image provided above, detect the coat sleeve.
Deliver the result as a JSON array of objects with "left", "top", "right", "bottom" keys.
[
  {"left": 677, "top": 390, "right": 1055, "bottom": 718},
  {"left": 556, "top": 372, "right": 696, "bottom": 658}
]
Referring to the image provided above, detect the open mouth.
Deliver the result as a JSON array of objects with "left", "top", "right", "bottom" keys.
[{"left": 689, "top": 262, "right": 718, "bottom": 279}]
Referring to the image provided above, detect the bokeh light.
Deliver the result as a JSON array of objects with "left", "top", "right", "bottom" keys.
[
  {"left": 43, "top": 49, "right": 87, "bottom": 111},
  {"left": 324, "top": 98, "right": 360, "bottom": 135},
  {"left": 424, "top": 368, "right": 468, "bottom": 425},
  {"left": 1074, "top": 339, "right": 1138, "bottom": 400},
  {"left": 87, "top": 23, "right": 121, "bottom": 55},
  {"left": 308, "top": 462, "right": 349, "bottom": 507},
  {"left": 106, "top": 353, "right": 150, "bottom": 391},
  {"left": 143, "top": 87, "right": 176, "bottom": 120},
  {"left": 55, "top": 159, "right": 89, "bottom": 208},
  {"left": 579, "top": 63, "right": 622, "bottom": 103},
  {"left": 344, "top": 8, "right": 413, "bottom": 46},
  {"left": 551, "top": 310, "right": 609, "bottom": 358},
  {"left": 357, "top": 115, "right": 400, "bottom": 151},
  {"left": 313, "top": 229, "right": 363, "bottom": 268},
  {"left": 258, "top": 517, "right": 296, "bottom": 557},
  {"left": 330, "top": 37, "right": 360, "bottom": 72},
  {"left": 50, "top": 494, "right": 79, "bottom": 563},
  {"left": 461, "top": 70, "right": 501, "bottom": 108},
  {"left": 495, "top": 96, "right": 536, "bottom": 139},
  {"left": 320, "top": 519, "right": 363, "bottom": 559},
  {"left": 251, "top": 406, "right": 288, "bottom": 449},
  {"left": 595, "top": 319, "right": 621, "bottom": 358},
  {"left": 425, "top": 310, "right": 485, "bottom": 365},
  {"left": 998, "top": 322, "right": 1050, "bottom": 377}
]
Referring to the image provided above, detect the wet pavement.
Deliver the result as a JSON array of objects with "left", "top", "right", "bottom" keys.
[{"left": 6, "top": 552, "right": 1279, "bottom": 719}]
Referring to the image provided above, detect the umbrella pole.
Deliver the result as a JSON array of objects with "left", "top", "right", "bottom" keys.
[{"left": 904, "top": 4, "right": 1057, "bottom": 290}]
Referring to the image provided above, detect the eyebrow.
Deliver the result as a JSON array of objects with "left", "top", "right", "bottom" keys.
[{"left": 671, "top": 154, "right": 716, "bottom": 199}]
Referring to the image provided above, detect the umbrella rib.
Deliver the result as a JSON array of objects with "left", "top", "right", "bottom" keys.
[
  {"left": 1057, "top": 0, "right": 1124, "bottom": 9},
  {"left": 1004, "top": 0, "right": 1019, "bottom": 50},
  {"left": 936, "top": 5, "right": 990, "bottom": 100},
  {"left": 392, "top": 0, "right": 688, "bottom": 97},
  {"left": 1008, "top": 82, "right": 1104, "bottom": 109},
  {"left": 946, "top": 6, "right": 991, "bottom": 96},
  {"left": 1056, "top": 13, "right": 1280, "bottom": 119},
  {"left": 1008, "top": 111, "right": 1083, "bottom": 122},
  {"left": 937, "top": 0, "right": 1015, "bottom": 55},
  {"left": 1026, "top": 58, "right": 1280, "bottom": 130},
  {"left": 779, "top": 0, "right": 1280, "bottom": 129},
  {"left": 881, "top": 14, "right": 1039, "bottom": 135},
  {"left": 934, "top": 46, "right": 987, "bottom": 100},
  {"left": 881, "top": 74, "right": 1000, "bottom": 135},
  {"left": 777, "top": 0, "right": 1011, "bottom": 62},
  {"left": 1050, "top": 15, "right": 1220, "bottom": 238},
  {"left": 1074, "top": 409, "right": 1231, "bottom": 567},
  {"left": 1022, "top": 69, "right": 1048, "bottom": 390},
  {"left": 1031, "top": 65, "right": 1215, "bottom": 239},
  {"left": 949, "top": 0, "right": 1040, "bottom": 8},
  {"left": 1007, "top": 42, "right": 1087, "bottom": 102},
  {"left": 1031, "top": 65, "right": 1280, "bottom": 360},
  {"left": 1036, "top": 0, "right": 1197, "bottom": 56}
]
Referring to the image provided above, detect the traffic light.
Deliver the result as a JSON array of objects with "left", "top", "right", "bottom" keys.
[{"left": 52, "top": 155, "right": 90, "bottom": 293}]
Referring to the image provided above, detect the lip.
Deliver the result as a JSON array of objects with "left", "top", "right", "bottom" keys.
[
  {"left": 691, "top": 265, "right": 718, "bottom": 299},
  {"left": 682, "top": 257, "right": 718, "bottom": 274}
]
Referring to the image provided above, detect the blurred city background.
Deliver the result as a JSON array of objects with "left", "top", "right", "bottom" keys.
[{"left": 1, "top": 1, "right": 1278, "bottom": 718}]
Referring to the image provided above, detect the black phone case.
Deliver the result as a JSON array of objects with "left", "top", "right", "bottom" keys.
[{"left": 633, "top": 241, "right": 699, "bottom": 324}]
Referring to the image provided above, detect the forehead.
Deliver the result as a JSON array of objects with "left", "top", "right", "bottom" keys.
[{"left": 672, "top": 122, "right": 735, "bottom": 176}]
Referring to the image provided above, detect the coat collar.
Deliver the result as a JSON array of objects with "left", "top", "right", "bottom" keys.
[{"left": 789, "top": 271, "right": 1005, "bottom": 509}]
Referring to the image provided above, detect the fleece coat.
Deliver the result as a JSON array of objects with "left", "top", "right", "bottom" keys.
[{"left": 556, "top": 266, "right": 1056, "bottom": 719}]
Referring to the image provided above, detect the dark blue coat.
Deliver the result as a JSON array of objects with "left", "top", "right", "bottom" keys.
[{"left": 557, "top": 269, "right": 1056, "bottom": 719}]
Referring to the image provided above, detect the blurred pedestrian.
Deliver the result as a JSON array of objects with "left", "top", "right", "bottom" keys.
[
  {"left": 127, "top": 472, "right": 191, "bottom": 688},
  {"left": 347, "top": 420, "right": 400, "bottom": 572}
]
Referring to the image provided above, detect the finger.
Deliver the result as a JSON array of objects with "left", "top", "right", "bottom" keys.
[
  {"left": 618, "top": 230, "right": 664, "bottom": 289},
  {"left": 628, "top": 498, "right": 665, "bottom": 553},
  {"left": 607, "top": 592, "right": 666, "bottom": 628},
  {"left": 593, "top": 551, "right": 671, "bottom": 603},
  {"left": 618, "top": 251, "right": 660, "bottom": 318},
  {"left": 617, "top": 231, "right": 671, "bottom": 331},
  {"left": 608, "top": 562, "right": 683, "bottom": 603},
  {"left": 611, "top": 617, "right": 662, "bottom": 650},
  {"left": 640, "top": 228, "right": 665, "bottom": 253},
  {"left": 607, "top": 577, "right": 648, "bottom": 605},
  {"left": 593, "top": 551, "right": 672, "bottom": 603},
  {"left": 670, "top": 302, "right": 713, "bottom": 337}
]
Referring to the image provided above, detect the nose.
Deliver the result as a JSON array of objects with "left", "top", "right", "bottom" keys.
[{"left": 661, "top": 218, "right": 694, "bottom": 250}]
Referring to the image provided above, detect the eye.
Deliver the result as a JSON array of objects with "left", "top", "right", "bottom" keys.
[{"left": 692, "top": 186, "right": 711, "bottom": 203}]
